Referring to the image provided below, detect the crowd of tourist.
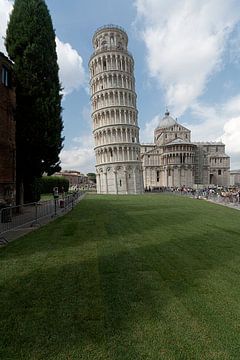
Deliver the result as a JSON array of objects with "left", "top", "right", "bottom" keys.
[{"left": 145, "top": 186, "right": 240, "bottom": 207}]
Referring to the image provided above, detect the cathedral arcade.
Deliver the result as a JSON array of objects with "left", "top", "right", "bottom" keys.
[{"left": 141, "top": 111, "right": 230, "bottom": 189}]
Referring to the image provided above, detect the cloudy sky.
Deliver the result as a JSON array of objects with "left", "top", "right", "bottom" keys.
[{"left": 1, "top": 0, "right": 240, "bottom": 172}]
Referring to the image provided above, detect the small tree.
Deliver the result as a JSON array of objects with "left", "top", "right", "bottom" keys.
[
  {"left": 6, "top": 0, "right": 63, "bottom": 203},
  {"left": 87, "top": 173, "right": 96, "bottom": 184}
]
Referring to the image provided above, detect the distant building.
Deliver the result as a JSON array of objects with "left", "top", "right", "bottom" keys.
[
  {"left": 141, "top": 111, "right": 230, "bottom": 189},
  {"left": 230, "top": 170, "right": 240, "bottom": 186},
  {"left": 54, "top": 170, "right": 88, "bottom": 188},
  {"left": 0, "top": 52, "right": 16, "bottom": 205}
]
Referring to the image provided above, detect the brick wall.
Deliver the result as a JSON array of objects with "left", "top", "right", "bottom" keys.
[{"left": 0, "top": 52, "right": 16, "bottom": 205}]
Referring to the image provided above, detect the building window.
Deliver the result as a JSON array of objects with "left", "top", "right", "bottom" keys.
[
  {"left": 218, "top": 169, "right": 222, "bottom": 175},
  {"left": 175, "top": 133, "right": 177, "bottom": 138},
  {"left": 1, "top": 66, "right": 10, "bottom": 87},
  {"left": 216, "top": 146, "right": 218, "bottom": 152},
  {"left": 165, "top": 134, "right": 167, "bottom": 138},
  {"left": 157, "top": 170, "right": 159, "bottom": 182},
  {"left": 119, "top": 179, "right": 122, "bottom": 186},
  {"left": 129, "top": 174, "right": 131, "bottom": 178}
]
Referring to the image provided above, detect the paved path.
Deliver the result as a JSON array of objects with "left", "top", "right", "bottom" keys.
[{"left": 0, "top": 193, "right": 86, "bottom": 245}]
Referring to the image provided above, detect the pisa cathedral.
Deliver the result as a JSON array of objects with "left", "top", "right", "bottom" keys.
[
  {"left": 141, "top": 111, "right": 230, "bottom": 189},
  {"left": 89, "top": 26, "right": 230, "bottom": 194}
]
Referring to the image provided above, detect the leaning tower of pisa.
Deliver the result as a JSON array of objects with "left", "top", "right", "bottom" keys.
[{"left": 89, "top": 25, "right": 144, "bottom": 194}]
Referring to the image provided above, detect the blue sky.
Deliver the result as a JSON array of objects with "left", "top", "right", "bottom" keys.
[{"left": 1, "top": 0, "right": 240, "bottom": 173}]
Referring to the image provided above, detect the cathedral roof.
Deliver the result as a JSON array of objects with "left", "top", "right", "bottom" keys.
[
  {"left": 156, "top": 111, "right": 177, "bottom": 129},
  {"left": 165, "top": 138, "right": 193, "bottom": 146}
]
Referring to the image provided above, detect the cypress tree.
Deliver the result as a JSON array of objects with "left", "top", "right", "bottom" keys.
[{"left": 5, "top": 0, "right": 63, "bottom": 203}]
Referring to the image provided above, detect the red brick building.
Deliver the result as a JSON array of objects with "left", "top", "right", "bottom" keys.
[
  {"left": 0, "top": 52, "right": 16, "bottom": 205},
  {"left": 54, "top": 170, "right": 88, "bottom": 188}
]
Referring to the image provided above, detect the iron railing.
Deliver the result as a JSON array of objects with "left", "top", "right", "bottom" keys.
[
  {"left": 145, "top": 187, "right": 240, "bottom": 209},
  {"left": 0, "top": 191, "right": 85, "bottom": 241}
]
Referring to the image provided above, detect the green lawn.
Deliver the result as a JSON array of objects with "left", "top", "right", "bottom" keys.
[
  {"left": 1, "top": 194, "right": 240, "bottom": 360},
  {"left": 40, "top": 193, "right": 54, "bottom": 201}
]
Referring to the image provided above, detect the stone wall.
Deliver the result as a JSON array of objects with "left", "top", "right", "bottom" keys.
[{"left": 0, "top": 52, "right": 16, "bottom": 205}]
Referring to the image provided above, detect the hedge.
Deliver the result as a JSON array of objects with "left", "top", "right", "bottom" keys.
[{"left": 40, "top": 176, "right": 69, "bottom": 194}]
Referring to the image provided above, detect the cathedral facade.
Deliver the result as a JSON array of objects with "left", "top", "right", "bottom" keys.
[{"left": 141, "top": 111, "right": 230, "bottom": 189}]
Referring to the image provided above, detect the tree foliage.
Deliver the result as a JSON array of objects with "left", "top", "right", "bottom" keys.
[
  {"left": 6, "top": 0, "right": 63, "bottom": 203},
  {"left": 87, "top": 173, "right": 96, "bottom": 183},
  {"left": 40, "top": 176, "right": 69, "bottom": 194}
]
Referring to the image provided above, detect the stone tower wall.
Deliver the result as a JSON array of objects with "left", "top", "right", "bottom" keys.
[{"left": 89, "top": 25, "right": 143, "bottom": 194}]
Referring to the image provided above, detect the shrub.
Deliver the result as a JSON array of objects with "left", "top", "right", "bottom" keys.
[{"left": 40, "top": 176, "right": 69, "bottom": 195}]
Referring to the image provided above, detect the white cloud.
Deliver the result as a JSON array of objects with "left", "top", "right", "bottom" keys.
[
  {"left": 0, "top": 0, "right": 86, "bottom": 97},
  {"left": 80, "top": 105, "right": 92, "bottom": 126},
  {"left": 56, "top": 37, "right": 86, "bottom": 96},
  {"left": 60, "top": 134, "right": 95, "bottom": 174},
  {"left": 220, "top": 116, "right": 240, "bottom": 170},
  {"left": 140, "top": 114, "right": 160, "bottom": 143},
  {"left": 134, "top": 0, "right": 240, "bottom": 114},
  {"left": 185, "top": 97, "right": 240, "bottom": 169},
  {"left": 221, "top": 117, "right": 240, "bottom": 153},
  {"left": 0, "top": 0, "right": 13, "bottom": 52},
  {"left": 189, "top": 94, "right": 240, "bottom": 142},
  {"left": 140, "top": 94, "right": 240, "bottom": 169},
  {"left": 60, "top": 104, "right": 94, "bottom": 174}
]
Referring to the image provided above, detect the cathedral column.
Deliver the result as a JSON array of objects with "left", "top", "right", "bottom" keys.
[
  {"left": 114, "top": 170, "right": 118, "bottom": 194},
  {"left": 124, "top": 169, "right": 128, "bottom": 194},
  {"left": 165, "top": 168, "right": 168, "bottom": 187},
  {"left": 104, "top": 171, "right": 108, "bottom": 194},
  {"left": 177, "top": 167, "right": 181, "bottom": 187},
  {"left": 133, "top": 167, "right": 137, "bottom": 194},
  {"left": 172, "top": 168, "right": 175, "bottom": 187},
  {"left": 98, "top": 173, "right": 102, "bottom": 193}
]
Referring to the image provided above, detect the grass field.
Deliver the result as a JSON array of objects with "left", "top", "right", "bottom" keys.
[{"left": 1, "top": 194, "right": 240, "bottom": 360}]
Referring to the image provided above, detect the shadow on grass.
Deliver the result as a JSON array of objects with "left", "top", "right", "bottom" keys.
[
  {"left": 0, "top": 195, "right": 201, "bottom": 261},
  {"left": 1, "top": 234, "right": 240, "bottom": 359},
  {"left": 1, "top": 195, "right": 240, "bottom": 359}
]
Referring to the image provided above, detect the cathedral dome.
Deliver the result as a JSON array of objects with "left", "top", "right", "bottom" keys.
[{"left": 156, "top": 111, "right": 177, "bottom": 129}]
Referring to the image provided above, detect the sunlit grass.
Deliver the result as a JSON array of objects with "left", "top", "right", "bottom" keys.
[{"left": 1, "top": 194, "right": 240, "bottom": 359}]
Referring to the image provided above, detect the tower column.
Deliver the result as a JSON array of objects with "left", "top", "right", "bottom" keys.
[{"left": 90, "top": 25, "right": 143, "bottom": 194}]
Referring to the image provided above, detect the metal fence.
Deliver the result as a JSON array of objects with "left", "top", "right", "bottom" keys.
[
  {"left": 204, "top": 192, "right": 240, "bottom": 209},
  {"left": 170, "top": 189, "right": 240, "bottom": 210},
  {"left": 0, "top": 191, "right": 85, "bottom": 241},
  {"left": 147, "top": 188, "right": 240, "bottom": 210}
]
